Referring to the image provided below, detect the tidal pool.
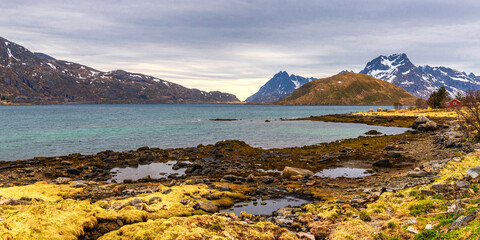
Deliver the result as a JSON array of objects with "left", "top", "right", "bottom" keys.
[
  {"left": 314, "top": 167, "right": 373, "bottom": 178},
  {"left": 220, "top": 196, "right": 309, "bottom": 216},
  {"left": 109, "top": 161, "right": 186, "bottom": 182}
]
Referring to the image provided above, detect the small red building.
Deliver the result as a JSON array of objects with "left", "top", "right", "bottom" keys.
[{"left": 445, "top": 99, "right": 461, "bottom": 109}]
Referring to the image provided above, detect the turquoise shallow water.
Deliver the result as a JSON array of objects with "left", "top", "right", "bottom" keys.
[{"left": 0, "top": 104, "right": 407, "bottom": 161}]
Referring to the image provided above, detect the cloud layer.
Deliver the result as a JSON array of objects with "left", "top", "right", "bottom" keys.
[{"left": 1, "top": 0, "right": 480, "bottom": 100}]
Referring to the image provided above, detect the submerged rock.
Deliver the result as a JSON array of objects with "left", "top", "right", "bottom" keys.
[{"left": 282, "top": 167, "right": 313, "bottom": 180}]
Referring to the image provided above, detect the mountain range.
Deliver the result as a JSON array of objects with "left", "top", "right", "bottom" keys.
[
  {"left": 359, "top": 53, "right": 480, "bottom": 99},
  {"left": 245, "top": 71, "right": 316, "bottom": 103},
  {"left": 276, "top": 72, "right": 418, "bottom": 105},
  {"left": 0, "top": 37, "right": 239, "bottom": 104},
  {"left": 249, "top": 54, "right": 480, "bottom": 102}
]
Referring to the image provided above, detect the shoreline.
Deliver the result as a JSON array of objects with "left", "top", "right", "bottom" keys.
[{"left": 1, "top": 111, "right": 477, "bottom": 239}]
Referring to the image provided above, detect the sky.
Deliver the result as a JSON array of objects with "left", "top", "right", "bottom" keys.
[{"left": 1, "top": 0, "right": 480, "bottom": 100}]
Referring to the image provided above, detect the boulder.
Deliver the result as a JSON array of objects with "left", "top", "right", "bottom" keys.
[
  {"left": 407, "top": 170, "right": 428, "bottom": 178},
  {"left": 283, "top": 167, "right": 313, "bottom": 180},
  {"left": 466, "top": 166, "right": 480, "bottom": 178},
  {"left": 194, "top": 201, "right": 218, "bottom": 213},
  {"left": 450, "top": 209, "right": 480, "bottom": 230},
  {"left": 456, "top": 180, "right": 470, "bottom": 189},
  {"left": 425, "top": 120, "right": 438, "bottom": 131},
  {"left": 387, "top": 151, "right": 402, "bottom": 158},
  {"left": 412, "top": 115, "right": 429, "bottom": 129},
  {"left": 420, "top": 189, "right": 435, "bottom": 196},
  {"left": 431, "top": 183, "right": 448, "bottom": 192},
  {"left": 373, "top": 159, "right": 393, "bottom": 168}
]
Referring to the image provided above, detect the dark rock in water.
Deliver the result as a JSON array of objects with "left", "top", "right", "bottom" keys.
[
  {"left": 373, "top": 159, "right": 393, "bottom": 168},
  {"left": 66, "top": 168, "right": 82, "bottom": 175},
  {"left": 365, "top": 130, "right": 382, "bottom": 135},
  {"left": 172, "top": 161, "right": 189, "bottom": 170},
  {"left": 193, "top": 201, "right": 218, "bottom": 213},
  {"left": 412, "top": 115, "right": 429, "bottom": 129},
  {"left": 123, "top": 179, "right": 133, "bottom": 183}
]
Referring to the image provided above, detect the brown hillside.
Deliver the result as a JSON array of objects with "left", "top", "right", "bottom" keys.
[{"left": 276, "top": 72, "right": 418, "bottom": 105}]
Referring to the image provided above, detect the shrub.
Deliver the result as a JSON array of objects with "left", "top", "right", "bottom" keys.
[{"left": 359, "top": 211, "right": 371, "bottom": 221}]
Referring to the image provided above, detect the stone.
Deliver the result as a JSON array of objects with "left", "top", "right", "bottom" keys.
[
  {"left": 407, "top": 170, "right": 428, "bottom": 178},
  {"left": 373, "top": 159, "right": 393, "bottom": 168},
  {"left": 412, "top": 115, "right": 429, "bottom": 129},
  {"left": 123, "top": 179, "right": 133, "bottom": 184},
  {"left": 203, "top": 193, "right": 219, "bottom": 200},
  {"left": 218, "top": 184, "right": 230, "bottom": 191},
  {"left": 179, "top": 199, "right": 189, "bottom": 205},
  {"left": 425, "top": 120, "right": 438, "bottom": 131},
  {"left": 450, "top": 209, "right": 480, "bottom": 230},
  {"left": 406, "top": 218, "right": 417, "bottom": 224},
  {"left": 246, "top": 174, "right": 255, "bottom": 182},
  {"left": 55, "top": 177, "right": 72, "bottom": 184},
  {"left": 193, "top": 201, "right": 218, "bottom": 213},
  {"left": 456, "top": 180, "right": 470, "bottom": 189},
  {"left": 296, "top": 232, "right": 315, "bottom": 240},
  {"left": 420, "top": 189, "right": 435, "bottom": 196},
  {"left": 406, "top": 226, "right": 419, "bottom": 234},
  {"left": 262, "top": 176, "right": 274, "bottom": 184},
  {"left": 388, "top": 151, "right": 402, "bottom": 158},
  {"left": 425, "top": 224, "right": 433, "bottom": 230},
  {"left": 162, "top": 189, "right": 172, "bottom": 194},
  {"left": 66, "top": 167, "right": 82, "bottom": 175},
  {"left": 466, "top": 166, "right": 480, "bottom": 179},
  {"left": 432, "top": 183, "right": 448, "bottom": 192},
  {"left": 282, "top": 167, "right": 313, "bottom": 180},
  {"left": 71, "top": 181, "right": 87, "bottom": 188},
  {"left": 131, "top": 198, "right": 143, "bottom": 205},
  {"left": 365, "top": 130, "right": 382, "bottom": 135},
  {"left": 149, "top": 197, "right": 162, "bottom": 203}
]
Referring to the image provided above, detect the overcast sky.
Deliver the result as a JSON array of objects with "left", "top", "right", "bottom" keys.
[{"left": 1, "top": 0, "right": 480, "bottom": 100}]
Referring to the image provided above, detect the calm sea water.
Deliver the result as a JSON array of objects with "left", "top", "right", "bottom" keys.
[{"left": 0, "top": 104, "right": 406, "bottom": 161}]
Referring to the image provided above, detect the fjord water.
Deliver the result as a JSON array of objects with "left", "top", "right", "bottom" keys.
[{"left": 0, "top": 104, "right": 406, "bottom": 161}]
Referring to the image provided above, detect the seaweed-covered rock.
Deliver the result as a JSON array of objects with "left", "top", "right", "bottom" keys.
[{"left": 283, "top": 167, "right": 313, "bottom": 180}]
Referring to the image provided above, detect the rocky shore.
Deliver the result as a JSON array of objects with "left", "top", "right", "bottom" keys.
[{"left": 0, "top": 112, "right": 478, "bottom": 239}]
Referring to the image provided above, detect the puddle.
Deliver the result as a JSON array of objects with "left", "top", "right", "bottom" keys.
[
  {"left": 257, "top": 169, "right": 279, "bottom": 173},
  {"left": 314, "top": 167, "right": 373, "bottom": 178},
  {"left": 109, "top": 161, "right": 187, "bottom": 183},
  {"left": 220, "top": 196, "right": 309, "bottom": 216}
]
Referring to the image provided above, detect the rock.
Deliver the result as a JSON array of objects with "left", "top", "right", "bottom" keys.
[
  {"left": 365, "top": 130, "right": 382, "bottom": 135},
  {"left": 466, "top": 166, "right": 480, "bottom": 178},
  {"left": 432, "top": 183, "right": 448, "bottom": 192},
  {"left": 203, "top": 193, "right": 219, "bottom": 200},
  {"left": 262, "top": 176, "right": 274, "bottom": 184},
  {"left": 420, "top": 189, "right": 435, "bottom": 196},
  {"left": 131, "top": 198, "right": 143, "bottom": 205},
  {"left": 425, "top": 224, "right": 433, "bottom": 230},
  {"left": 149, "top": 197, "right": 162, "bottom": 203},
  {"left": 246, "top": 174, "right": 255, "bottom": 182},
  {"left": 456, "top": 180, "right": 470, "bottom": 189},
  {"left": 296, "top": 232, "right": 315, "bottom": 240},
  {"left": 193, "top": 201, "right": 218, "bottom": 213},
  {"left": 218, "top": 184, "right": 230, "bottom": 191},
  {"left": 55, "top": 177, "right": 72, "bottom": 184},
  {"left": 373, "top": 159, "right": 393, "bottom": 168},
  {"left": 71, "top": 181, "right": 87, "bottom": 188},
  {"left": 162, "top": 189, "right": 172, "bottom": 194},
  {"left": 222, "top": 175, "right": 245, "bottom": 183},
  {"left": 407, "top": 170, "right": 428, "bottom": 178},
  {"left": 179, "top": 199, "right": 189, "bottom": 205},
  {"left": 425, "top": 120, "right": 437, "bottom": 131},
  {"left": 448, "top": 200, "right": 465, "bottom": 217},
  {"left": 66, "top": 167, "right": 82, "bottom": 175},
  {"left": 283, "top": 167, "right": 313, "bottom": 180},
  {"left": 412, "top": 115, "right": 429, "bottom": 129},
  {"left": 406, "top": 226, "right": 419, "bottom": 234},
  {"left": 61, "top": 161, "right": 73, "bottom": 165},
  {"left": 406, "top": 218, "right": 417, "bottom": 224},
  {"left": 123, "top": 179, "right": 133, "bottom": 184},
  {"left": 387, "top": 151, "right": 402, "bottom": 158},
  {"left": 450, "top": 209, "right": 480, "bottom": 230}
]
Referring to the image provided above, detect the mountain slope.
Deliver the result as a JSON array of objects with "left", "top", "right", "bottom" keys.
[
  {"left": 276, "top": 72, "right": 418, "bottom": 105},
  {"left": 360, "top": 53, "right": 480, "bottom": 98},
  {"left": 0, "top": 37, "right": 239, "bottom": 104},
  {"left": 246, "top": 71, "right": 316, "bottom": 103}
]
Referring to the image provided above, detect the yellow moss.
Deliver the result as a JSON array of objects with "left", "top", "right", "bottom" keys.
[
  {"left": 330, "top": 218, "right": 375, "bottom": 240},
  {"left": 354, "top": 108, "right": 459, "bottom": 118},
  {"left": 99, "top": 213, "right": 298, "bottom": 240},
  {"left": 437, "top": 153, "right": 480, "bottom": 183}
]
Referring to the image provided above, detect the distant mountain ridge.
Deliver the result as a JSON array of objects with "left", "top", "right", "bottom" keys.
[
  {"left": 0, "top": 37, "right": 239, "bottom": 104},
  {"left": 360, "top": 53, "right": 480, "bottom": 98},
  {"left": 276, "top": 72, "right": 418, "bottom": 105},
  {"left": 245, "top": 71, "right": 316, "bottom": 103}
]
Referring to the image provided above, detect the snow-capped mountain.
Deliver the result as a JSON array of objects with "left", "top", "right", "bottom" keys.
[
  {"left": 0, "top": 36, "right": 239, "bottom": 104},
  {"left": 360, "top": 53, "right": 480, "bottom": 98},
  {"left": 246, "top": 71, "right": 316, "bottom": 103}
]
